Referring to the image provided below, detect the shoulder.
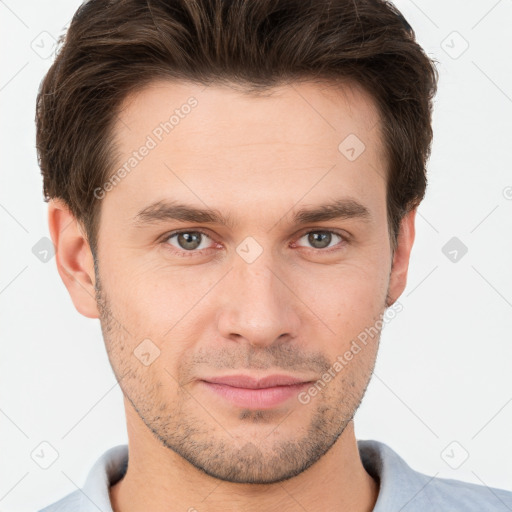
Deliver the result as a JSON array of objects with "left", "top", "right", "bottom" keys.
[
  {"left": 36, "top": 444, "right": 128, "bottom": 512},
  {"left": 423, "top": 473, "right": 512, "bottom": 510},
  {"left": 38, "top": 490, "right": 84, "bottom": 512},
  {"left": 358, "top": 439, "right": 512, "bottom": 511}
]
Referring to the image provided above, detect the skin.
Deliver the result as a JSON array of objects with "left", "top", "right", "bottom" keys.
[{"left": 48, "top": 79, "right": 416, "bottom": 512}]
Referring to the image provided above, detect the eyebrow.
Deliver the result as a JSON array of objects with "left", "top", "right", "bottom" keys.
[{"left": 133, "top": 197, "right": 372, "bottom": 229}]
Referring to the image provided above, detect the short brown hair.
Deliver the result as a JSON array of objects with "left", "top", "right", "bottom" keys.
[{"left": 36, "top": 0, "right": 439, "bottom": 257}]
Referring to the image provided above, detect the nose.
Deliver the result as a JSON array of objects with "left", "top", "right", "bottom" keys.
[{"left": 216, "top": 254, "right": 302, "bottom": 349}]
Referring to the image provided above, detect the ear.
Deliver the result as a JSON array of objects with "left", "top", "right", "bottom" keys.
[
  {"left": 386, "top": 208, "right": 416, "bottom": 307},
  {"left": 47, "top": 198, "right": 99, "bottom": 318}
]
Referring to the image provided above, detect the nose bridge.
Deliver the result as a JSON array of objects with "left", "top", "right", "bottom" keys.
[{"left": 216, "top": 245, "right": 300, "bottom": 347}]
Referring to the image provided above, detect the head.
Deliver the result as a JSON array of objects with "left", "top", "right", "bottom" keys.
[{"left": 37, "top": 0, "right": 438, "bottom": 484}]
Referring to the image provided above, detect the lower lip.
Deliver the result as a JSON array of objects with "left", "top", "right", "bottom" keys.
[{"left": 201, "top": 381, "right": 310, "bottom": 409}]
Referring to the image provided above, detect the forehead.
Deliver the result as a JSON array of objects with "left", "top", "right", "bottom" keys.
[
  {"left": 105, "top": 78, "right": 387, "bottom": 224},
  {"left": 115, "top": 78, "right": 382, "bottom": 149}
]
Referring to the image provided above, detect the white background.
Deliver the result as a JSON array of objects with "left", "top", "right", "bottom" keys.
[{"left": 1, "top": 0, "right": 511, "bottom": 510}]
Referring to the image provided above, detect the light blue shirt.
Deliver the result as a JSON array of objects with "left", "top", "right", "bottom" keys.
[{"left": 39, "top": 439, "right": 512, "bottom": 511}]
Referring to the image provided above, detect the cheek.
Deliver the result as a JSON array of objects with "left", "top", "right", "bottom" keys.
[
  {"left": 101, "top": 250, "right": 199, "bottom": 317},
  {"left": 292, "top": 263, "right": 388, "bottom": 373},
  {"left": 298, "top": 260, "right": 388, "bottom": 320},
  {"left": 101, "top": 262, "right": 222, "bottom": 370}
]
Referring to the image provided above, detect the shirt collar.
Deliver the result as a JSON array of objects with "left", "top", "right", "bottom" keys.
[{"left": 78, "top": 440, "right": 434, "bottom": 511}]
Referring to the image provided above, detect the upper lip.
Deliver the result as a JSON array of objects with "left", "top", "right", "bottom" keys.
[{"left": 202, "top": 374, "right": 312, "bottom": 389}]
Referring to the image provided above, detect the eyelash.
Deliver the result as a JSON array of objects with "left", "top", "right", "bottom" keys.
[{"left": 160, "top": 228, "right": 348, "bottom": 258}]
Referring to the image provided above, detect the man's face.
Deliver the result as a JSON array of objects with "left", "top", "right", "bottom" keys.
[{"left": 93, "top": 79, "right": 402, "bottom": 484}]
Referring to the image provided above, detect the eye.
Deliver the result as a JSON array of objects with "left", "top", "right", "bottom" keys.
[
  {"left": 293, "top": 230, "right": 347, "bottom": 252},
  {"left": 161, "top": 228, "right": 348, "bottom": 257},
  {"left": 163, "top": 229, "right": 216, "bottom": 256}
]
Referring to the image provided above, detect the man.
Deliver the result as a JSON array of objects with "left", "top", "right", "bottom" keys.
[{"left": 35, "top": 0, "right": 511, "bottom": 511}]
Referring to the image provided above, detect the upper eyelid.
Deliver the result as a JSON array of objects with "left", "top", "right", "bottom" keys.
[{"left": 295, "top": 228, "right": 347, "bottom": 239}]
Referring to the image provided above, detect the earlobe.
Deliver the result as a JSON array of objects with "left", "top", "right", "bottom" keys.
[
  {"left": 47, "top": 199, "right": 100, "bottom": 319},
  {"left": 387, "top": 208, "right": 417, "bottom": 307}
]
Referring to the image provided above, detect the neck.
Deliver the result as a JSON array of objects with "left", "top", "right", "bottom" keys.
[{"left": 110, "top": 404, "right": 378, "bottom": 512}]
